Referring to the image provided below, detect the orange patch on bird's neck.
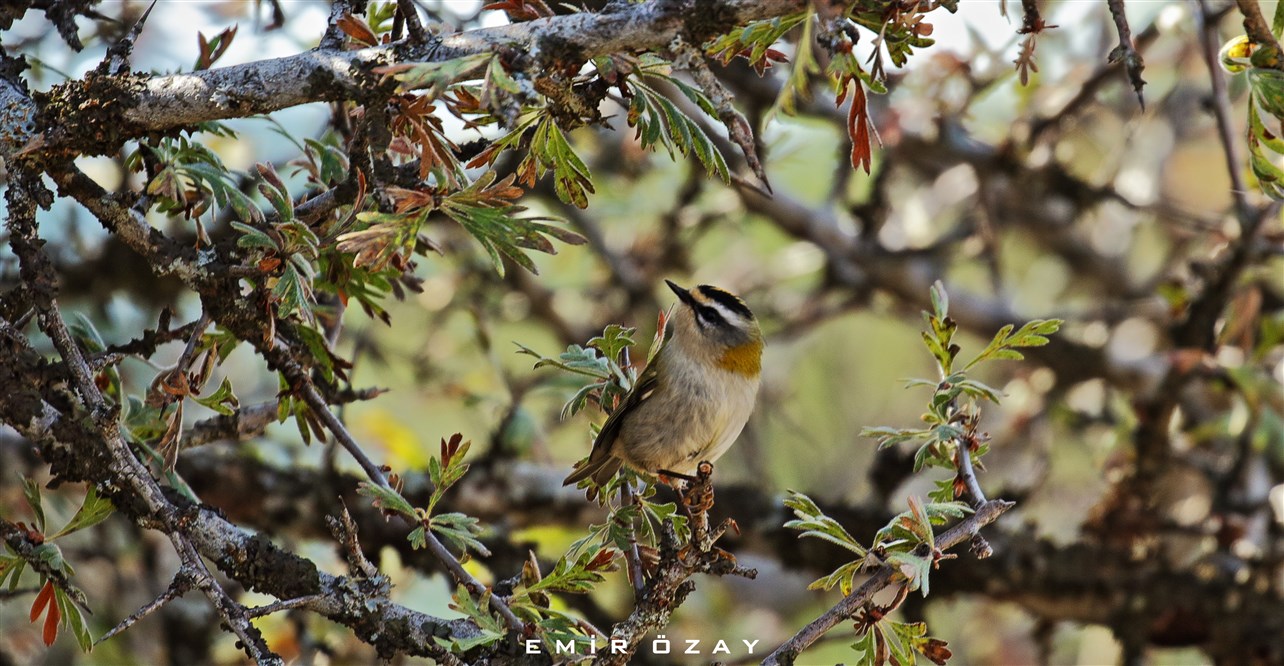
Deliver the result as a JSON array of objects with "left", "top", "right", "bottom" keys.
[{"left": 717, "top": 340, "right": 763, "bottom": 376}]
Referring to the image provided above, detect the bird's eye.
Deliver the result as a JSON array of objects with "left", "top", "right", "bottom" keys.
[{"left": 695, "top": 306, "right": 725, "bottom": 328}]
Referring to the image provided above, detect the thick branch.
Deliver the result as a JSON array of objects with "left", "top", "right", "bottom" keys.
[{"left": 12, "top": 0, "right": 805, "bottom": 159}]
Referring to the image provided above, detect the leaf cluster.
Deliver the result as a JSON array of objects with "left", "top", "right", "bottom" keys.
[
  {"left": 624, "top": 57, "right": 731, "bottom": 181},
  {"left": 515, "top": 323, "right": 640, "bottom": 420},
  {"left": 357, "top": 434, "right": 491, "bottom": 559},
  {"left": 862, "top": 282, "right": 1060, "bottom": 500},
  {"left": 1221, "top": 4, "right": 1284, "bottom": 199},
  {"left": 1, "top": 482, "right": 113, "bottom": 651},
  {"left": 127, "top": 136, "right": 261, "bottom": 225},
  {"left": 851, "top": 616, "right": 952, "bottom": 666}
]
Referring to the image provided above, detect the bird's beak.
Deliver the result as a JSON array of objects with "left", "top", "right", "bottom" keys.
[{"left": 665, "top": 279, "right": 696, "bottom": 307}]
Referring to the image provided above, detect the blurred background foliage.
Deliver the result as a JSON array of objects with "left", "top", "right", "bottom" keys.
[{"left": 2, "top": 0, "right": 1283, "bottom": 664}]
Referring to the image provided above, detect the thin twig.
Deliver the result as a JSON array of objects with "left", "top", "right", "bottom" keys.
[
  {"left": 247, "top": 594, "right": 325, "bottom": 618},
  {"left": 956, "top": 438, "right": 988, "bottom": 506},
  {"left": 184, "top": 400, "right": 280, "bottom": 448},
  {"left": 96, "top": 569, "right": 193, "bottom": 646},
  {"left": 319, "top": 0, "right": 358, "bottom": 50},
  {"left": 299, "top": 390, "right": 526, "bottom": 631},
  {"left": 171, "top": 312, "right": 212, "bottom": 375},
  {"left": 1195, "top": 0, "right": 1257, "bottom": 228},
  {"left": 761, "top": 499, "right": 1015, "bottom": 666},
  {"left": 296, "top": 382, "right": 390, "bottom": 487},
  {"left": 1107, "top": 0, "right": 1146, "bottom": 109},
  {"left": 621, "top": 482, "right": 646, "bottom": 600}
]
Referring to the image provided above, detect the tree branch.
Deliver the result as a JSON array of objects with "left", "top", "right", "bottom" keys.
[
  {"left": 11, "top": 0, "right": 806, "bottom": 160},
  {"left": 761, "top": 499, "right": 1015, "bottom": 666}
]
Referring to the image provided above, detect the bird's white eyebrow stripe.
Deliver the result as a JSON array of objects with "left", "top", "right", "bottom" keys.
[
  {"left": 700, "top": 300, "right": 742, "bottom": 322},
  {"left": 695, "top": 286, "right": 753, "bottom": 319}
]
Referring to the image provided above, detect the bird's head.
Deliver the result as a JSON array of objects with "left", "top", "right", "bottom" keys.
[{"left": 665, "top": 280, "right": 763, "bottom": 376}]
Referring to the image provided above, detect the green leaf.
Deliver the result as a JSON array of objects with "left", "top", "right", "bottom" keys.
[
  {"left": 255, "top": 162, "right": 293, "bottom": 221},
  {"left": 850, "top": 626, "right": 875, "bottom": 661},
  {"left": 706, "top": 13, "right": 808, "bottom": 68},
  {"left": 587, "top": 324, "right": 637, "bottom": 363},
  {"left": 49, "top": 487, "right": 114, "bottom": 540},
  {"left": 295, "top": 325, "right": 338, "bottom": 384},
  {"left": 271, "top": 263, "right": 315, "bottom": 323},
  {"left": 525, "top": 551, "right": 608, "bottom": 595},
  {"left": 515, "top": 343, "right": 612, "bottom": 380},
  {"left": 231, "top": 221, "right": 278, "bottom": 252},
  {"left": 783, "top": 491, "right": 867, "bottom": 556},
  {"left": 384, "top": 52, "right": 494, "bottom": 97},
  {"left": 531, "top": 115, "right": 594, "bottom": 208},
  {"left": 440, "top": 171, "right": 585, "bottom": 276},
  {"left": 426, "top": 437, "right": 472, "bottom": 516},
  {"left": 769, "top": 9, "right": 819, "bottom": 119},
  {"left": 191, "top": 377, "right": 240, "bottom": 416},
  {"left": 22, "top": 477, "right": 46, "bottom": 534},
  {"left": 356, "top": 482, "right": 416, "bottom": 518},
  {"left": 626, "top": 76, "right": 730, "bottom": 182},
  {"left": 486, "top": 55, "right": 521, "bottom": 94},
  {"left": 955, "top": 378, "right": 1003, "bottom": 403},
  {"left": 437, "top": 631, "right": 506, "bottom": 653},
  {"left": 807, "top": 560, "right": 863, "bottom": 595},
  {"left": 3, "top": 559, "right": 27, "bottom": 592},
  {"left": 929, "top": 280, "right": 949, "bottom": 319},
  {"left": 862, "top": 425, "right": 931, "bottom": 449},
  {"left": 449, "top": 583, "right": 507, "bottom": 636},
  {"left": 888, "top": 550, "right": 933, "bottom": 596},
  {"left": 66, "top": 313, "right": 106, "bottom": 353},
  {"left": 54, "top": 585, "right": 93, "bottom": 652},
  {"left": 1251, "top": 67, "right": 1284, "bottom": 119},
  {"left": 431, "top": 512, "right": 491, "bottom": 557},
  {"left": 963, "top": 318, "right": 1062, "bottom": 370}
]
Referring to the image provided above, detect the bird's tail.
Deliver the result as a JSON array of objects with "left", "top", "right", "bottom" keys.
[{"left": 562, "top": 454, "right": 622, "bottom": 489}]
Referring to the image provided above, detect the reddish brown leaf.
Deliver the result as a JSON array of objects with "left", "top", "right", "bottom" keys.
[
  {"left": 42, "top": 593, "right": 60, "bottom": 646},
  {"left": 921, "top": 638, "right": 952, "bottom": 665},
  {"left": 587, "top": 548, "right": 618, "bottom": 572},
  {"left": 30, "top": 580, "right": 54, "bottom": 623},
  {"left": 844, "top": 80, "right": 874, "bottom": 174},
  {"left": 481, "top": 0, "right": 552, "bottom": 21},
  {"left": 336, "top": 13, "right": 378, "bottom": 47}
]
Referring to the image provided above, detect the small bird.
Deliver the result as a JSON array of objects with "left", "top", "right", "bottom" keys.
[{"left": 563, "top": 280, "right": 763, "bottom": 490}]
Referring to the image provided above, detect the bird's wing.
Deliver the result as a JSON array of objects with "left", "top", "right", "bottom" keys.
[
  {"left": 595, "top": 356, "right": 662, "bottom": 451},
  {"left": 563, "top": 350, "right": 664, "bottom": 486}
]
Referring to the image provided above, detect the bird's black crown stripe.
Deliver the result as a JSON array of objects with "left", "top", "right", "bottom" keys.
[{"left": 696, "top": 285, "right": 754, "bottom": 319}]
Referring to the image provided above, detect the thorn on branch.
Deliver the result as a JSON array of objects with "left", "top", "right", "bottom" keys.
[
  {"left": 97, "top": 1, "right": 156, "bottom": 76},
  {"left": 621, "top": 482, "right": 646, "bottom": 600},
  {"left": 246, "top": 594, "right": 325, "bottom": 619},
  {"left": 1107, "top": 0, "right": 1146, "bottom": 110},
  {"left": 326, "top": 501, "right": 382, "bottom": 581}
]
